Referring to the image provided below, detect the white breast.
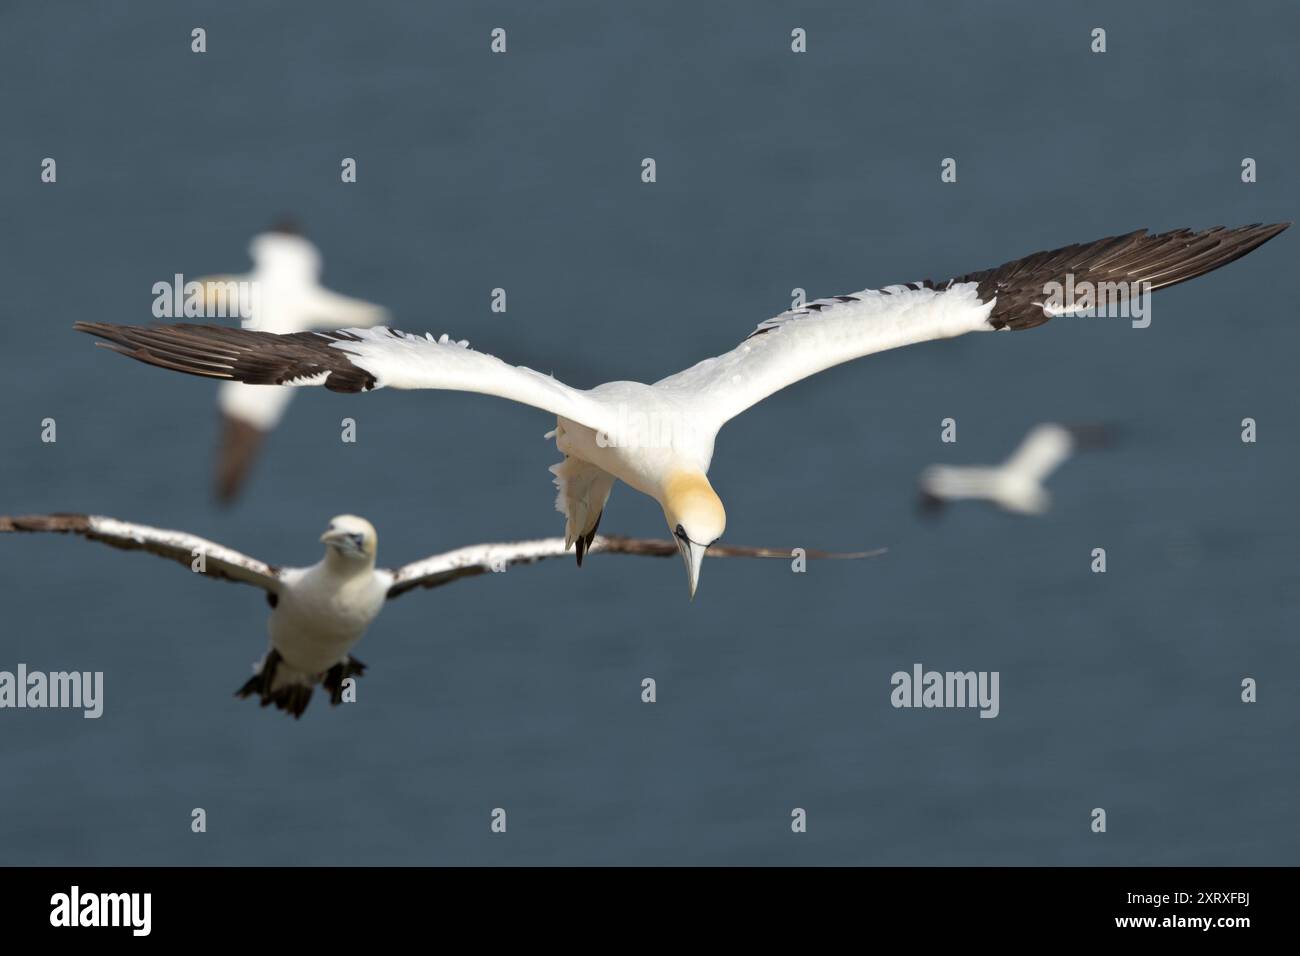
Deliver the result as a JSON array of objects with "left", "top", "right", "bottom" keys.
[{"left": 269, "top": 566, "right": 388, "bottom": 674}]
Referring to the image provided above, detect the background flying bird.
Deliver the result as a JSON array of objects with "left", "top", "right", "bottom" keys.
[
  {"left": 196, "top": 221, "right": 389, "bottom": 503},
  {"left": 918, "top": 422, "right": 1113, "bottom": 515}
]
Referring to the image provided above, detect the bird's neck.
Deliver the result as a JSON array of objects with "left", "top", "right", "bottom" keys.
[
  {"left": 321, "top": 550, "right": 375, "bottom": 579},
  {"left": 661, "top": 470, "right": 715, "bottom": 502}
]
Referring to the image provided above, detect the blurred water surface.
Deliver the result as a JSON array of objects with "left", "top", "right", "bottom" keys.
[{"left": 0, "top": 1, "right": 1295, "bottom": 864}]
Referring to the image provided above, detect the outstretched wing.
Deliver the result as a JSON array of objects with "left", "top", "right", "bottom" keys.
[
  {"left": 73, "top": 323, "right": 617, "bottom": 435},
  {"left": 385, "top": 534, "right": 882, "bottom": 598},
  {"left": 303, "top": 287, "right": 390, "bottom": 330},
  {"left": 656, "top": 223, "right": 1288, "bottom": 428},
  {"left": 1002, "top": 424, "right": 1076, "bottom": 483},
  {"left": 0, "top": 514, "right": 282, "bottom": 592}
]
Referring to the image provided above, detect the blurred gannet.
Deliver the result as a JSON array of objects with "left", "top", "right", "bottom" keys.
[
  {"left": 197, "top": 221, "right": 388, "bottom": 503},
  {"left": 919, "top": 423, "right": 1111, "bottom": 515},
  {"left": 76, "top": 222, "right": 1288, "bottom": 595},
  {"left": 0, "top": 513, "right": 877, "bottom": 718}
]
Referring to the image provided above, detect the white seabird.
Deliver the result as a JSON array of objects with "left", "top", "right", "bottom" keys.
[
  {"left": 76, "top": 222, "right": 1288, "bottom": 595},
  {"left": 919, "top": 423, "right": 1110, "bottom": 515},
  {"left": 0, "top": 513, "right": 877, "bottom": 718},
  {"left": 198, "top": 221, "right": 389, "bottom": 502}
]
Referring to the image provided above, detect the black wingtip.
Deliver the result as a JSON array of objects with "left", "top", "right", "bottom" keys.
[
  {"left": 75, "top": 321, "right": 129, "bottom": 347},
  {"left": 1061, "top": 422, "right": 1118, "bottom": 451},
  {"left": 917, "top": 490, "right": 946, "bottom": 518},
  {"left": 1250, "top": 221, "right": 1290, "bottom": 245},
  {"left": 967, "top": 222, "right": 1291, "bottom": 332}
]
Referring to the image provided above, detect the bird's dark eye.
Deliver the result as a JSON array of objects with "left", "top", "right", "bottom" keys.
[
  {"left": 674, "top": 524, "right": 688, "bottom": 542},
  {"left": 350, "top": 534, "right": 365, "bottom": 549}
]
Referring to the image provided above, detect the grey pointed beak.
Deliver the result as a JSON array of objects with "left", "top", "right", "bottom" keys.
[
  {"left": 321, "top": 529, "right": 365, "bottom": 554},
  {"left": 679, "top": 539, "right": 708, "bottom": 600}
]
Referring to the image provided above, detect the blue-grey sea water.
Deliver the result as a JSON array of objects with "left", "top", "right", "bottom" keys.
[{"left": 0, "top": 0, "right": 1296, "bottom": 865}]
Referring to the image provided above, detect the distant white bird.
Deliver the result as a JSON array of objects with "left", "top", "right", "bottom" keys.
[
  {"left": 919, "top": 423, "right": 1110, "bottom": 515},
  {"left": 197, "top": 221, "right": 389, "bottom": 502},
  {"left": 77, "top": 222, "right": 1287, "bottom": 594},
  {"left": 0, "top": 513, "right": 878, "bottom": 718}
]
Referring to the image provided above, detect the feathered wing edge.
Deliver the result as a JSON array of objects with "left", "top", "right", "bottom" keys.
[
  {"left": 0, "top": 513, "right": 282, "bottom": 591},
  {"left": 662, "top": 222, "right": 1288, "bottom": 429},
  {"left": 71, "top": 323, "right": 619, "bottom": 437},
  {"left": 937, "top": 222, "right": 1290, "bottom": 331},
  {"left": 384, "top": 535, "right": 884, "bottom": 598}
]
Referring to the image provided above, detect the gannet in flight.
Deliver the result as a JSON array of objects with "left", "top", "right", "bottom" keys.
[
  {"left": 76, "top": 222, "right": 1288, "bottom": 595},
  {"left": 919, "top": 423, "right": 1111, "bottom": 515},
  {"left": 0, "top": 513, "right": 876, "bottom": 718},
  {"left": 197, "top": 221, "right": 389, "bottom": 503}
]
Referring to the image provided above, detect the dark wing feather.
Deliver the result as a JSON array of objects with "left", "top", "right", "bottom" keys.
[
  {"left": 72, "top": 322, "right": 380, "bottom": 393},
  {"left": 931, "top": 222, "right": 1289, "bottom": 331}
]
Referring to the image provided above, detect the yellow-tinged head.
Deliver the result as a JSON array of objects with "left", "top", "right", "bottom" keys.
[
  {"left": 320, "top": 514, "right": 378, "bottom": 565},
  {"left": 661, "top": 472, "right": 726, "bottom": 599}
]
